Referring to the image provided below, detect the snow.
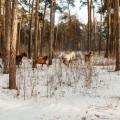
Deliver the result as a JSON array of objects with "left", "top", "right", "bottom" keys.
[{"left": 0, "top": 53, "right": 120, "bottom": 120}]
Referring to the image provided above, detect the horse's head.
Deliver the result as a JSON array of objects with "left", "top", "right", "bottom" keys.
[
  {"left": 21, "top": 52, "right": 27, "bottom": 57},
  {"left": 69, "top": 51, "right": 75, "bottom": 60},
  {"left": 85, "top": 51, "right": 91, "bottom": 63},
  {"left": 43, "top": 56, "right": 49, "bottom": 60},
  {"left": 62, "top": 56, "right": 67, "bottom": 63},
  {"left": 89, "top": 51, "right": 91, "bottom": 55}
]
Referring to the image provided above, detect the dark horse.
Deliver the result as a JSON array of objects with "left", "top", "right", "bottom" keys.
[
  {"left": 16, "top": 52, "right": 27, "bottom": 66},
  {"left": 0, "top": 52, "right": 3, "bottom": 58}
]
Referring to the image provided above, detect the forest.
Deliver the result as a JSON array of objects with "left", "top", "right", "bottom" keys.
[{"left": 0, "top": 0, "right": 120, "bottom": 120}]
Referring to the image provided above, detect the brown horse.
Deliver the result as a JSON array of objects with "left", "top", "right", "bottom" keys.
[
  {"left": 0, "top": 52, "right": 3, "bottom": 59},
  {"left": 85, "top": 51, "right": 91, "bottom": 64},
  {"left": 32, "top": 56, "right": 49, "bottom": 68},
  {"left": 16, "top": 52, "right": 27, "bottom": 66}
]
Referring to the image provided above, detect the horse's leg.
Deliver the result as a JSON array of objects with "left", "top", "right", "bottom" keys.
[
  {"left": 32, "top": 62, "right": 37, "bottom": 70},
  {"left": 63, "top": 60, "right": 65, "bottom": 65},
  {"left": 67, "top": 62, "right": 69, "bottom": 67},
  {"left": 63, "top": 60, "right": 67, "bottom": 66},
  {"left": 47, "top": 63, "right": 49, "bottom": 68},
  {"left": 0, "top": 64, "right": 2, "bottom": 68},
  {"left": 18, "top": 61, "right": 20, "bottom": 68},
  {"left": 41, "top": 64, "right": 43, "bottom": 70}
]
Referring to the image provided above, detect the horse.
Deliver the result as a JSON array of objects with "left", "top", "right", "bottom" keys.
[
  {"left": 62, "top": 51, "right": 76, "bottom": 65},
  {"left": 16, "top": 52, "right": 27, "bottom": 66},
  {"left": 84, "top": 51, "right": 91, "bottom": 64},
  {"left": 0, "top": 52, "right": 3, "bottom": 68},
  {"left": 32, "top": 55, "right": 49, "bottom": 68},
  {"left": 0, "top": 52, "right": 2, "bottom": 58}
]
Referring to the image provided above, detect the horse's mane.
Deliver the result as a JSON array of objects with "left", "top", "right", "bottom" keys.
[
  {"left": 43, "top": 56, "right": 48, "bottom": 60},
  {"left": 21, "top": 52, "right": 27, "bottom": 57}
]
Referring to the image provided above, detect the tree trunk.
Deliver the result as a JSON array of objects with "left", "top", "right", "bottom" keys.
[
  {"left": 34, "top": 0, "right": 39, "bottom": 59},
  {"left": 67, "top": 0, "right": 72, "bottom": 50},
  {"left": 93, "top": 5, "right": 95, "bottom": 54},
  {"left": 99, "top": 0, "right": 102, "bottom": 55},
  {"left": 0, "top": 0, "right": 1, "bottom": 16},
  {"left": 115, "top": 0, "right": 120, "bottom": 71},
  {"left": 87, "top": 0, "right": 92, "bottom": 52},
  {"left": 28, "top": 0, "right": 34, "bottom": 59},
  {"left": 16, "top": 22, "right": 21, "bottom": 55},
  {"left": 0, "top": 0, "right": 2, "bottom": 51},
  {"left": 105, "top": 0, "right": 111, "bottom": 58},
  {"left": 113, "top": 1, "right": 116, "bottom": 54},
  {"left": 34, "top": 0, "right": 39, "bottom": 58},
  {"left": 49, "top": 0, "right": 56, "bottom": 65},
  {"left": 38, "top": 22, "right": 40, "bottom": 57},
  {"left": 4, "top": 0, "right": 11, "bottom": 74},
  {"left": 32, "top": 0, "right": 39, "bottom": 68},
  {"left": 2, "top": 5, "right": 5, "bottom": 63},
  {"left": 40, "top": 0, "right": 47, "bottom": 56},
  {"left": 9, "top": 0, "right": 18, "bottom": 90}
]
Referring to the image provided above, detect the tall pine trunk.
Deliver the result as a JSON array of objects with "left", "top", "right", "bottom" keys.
[
  {"left": 93, "top": 5, "right": 95, "bottom": 54},
  {"left": 9, "top": 0, "right": 18, "bottom": 89},
  {"left": 115, "top": 0, "right": 120, "bottom": 71},
  {"left": 34, "top": 0, "right": 39, "bottom": 59},
  {"left": 28, "top": 0, "right": 34, "bottom": 59},
  {"left": 16, "top": 22, "right": 21, "bottom": 55},
  {"left": 49, "top": 0, "right": 56, "bottom": 65},
  {"left": 4, "top": 0, "right": 11, "bottom": 74},
  {"left": 40, "top": 0, "right": 47, "bottom": 56},
  {"left": 105, "top": 0, "right": 111, "bottom": 58},
  {"left": 0, "top": 0, "right": 2, "bottom": 16},
  {"left": 99, "top": 0, "right": 102, "bottom": 55},
  {"left": 87, "top": 0, "right": 92, "bottom": 52},
  {"left": 113, "top": 1, "right": 116, "bottom": 54}
]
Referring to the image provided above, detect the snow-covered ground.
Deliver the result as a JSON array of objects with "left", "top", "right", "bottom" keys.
[{"left": 0, "top": 53, "right": 120, "bottom": 120}]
